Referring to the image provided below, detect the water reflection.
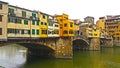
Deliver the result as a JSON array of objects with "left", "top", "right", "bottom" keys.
[
  {"left": 0, "top": 44, "right": 27, "bottom": 68},
  {"left": 0, "top": 44, "right": 120, "bottom": 68}
]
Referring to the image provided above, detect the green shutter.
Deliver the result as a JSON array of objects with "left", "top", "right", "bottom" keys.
[
  {"left": 24, "top": 19, "right": 28, "bottom": 25},
  {"left": 36, "top": 30, "right": 39, "bottom": 35},
  {"left": 21, "top": 29, "right": 24, "bottom": 34},
  {"left": 52, "top": 31, "right": 54, "bottom": 34},
  {"left": 32, "top": 20, "right": 35, "bottom": 25},
  {"left": 37, "top": 21, "right": 39, "bottom": 25},
  {"left": 32, "top": 29, "right": 35, "bottom": 35},
  {"left": 32, "top": 13, "right": 36, "bottom": 18},
  {"left": 28, "top": 30, "right": 30, "bottom": 34},
  {"left": 22, "top": 11, "right": 26, "bottom": 18}
]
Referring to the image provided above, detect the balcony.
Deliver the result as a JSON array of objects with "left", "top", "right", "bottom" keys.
[{"left": 8, "top": 13, "right": 16, "bottom": 17}]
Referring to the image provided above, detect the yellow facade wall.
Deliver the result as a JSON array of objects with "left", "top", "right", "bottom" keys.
[
  {"left": 96, "top": 19, "right": 105, "bottom": 30},
  {"left": 39, "top": 12, "right": 48, "bottom": 37},
  {"left": 92, "top": 29, "right": 100, "bottom": 38},
  {"left": 0, "top": 2, "right": 8, "bottom": 40}
]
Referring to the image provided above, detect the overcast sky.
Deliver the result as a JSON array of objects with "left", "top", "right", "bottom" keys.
[{"left": 2, "top": 0, "right": 120, "bottom": 22}]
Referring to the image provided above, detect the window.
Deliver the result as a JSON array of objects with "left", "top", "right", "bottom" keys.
[
  {"left": 0, "top": 28, "right": 2, "bottom": 35},
  {"left": 32, "top": 29, "right": 35, "bottom": 35},
  {"left": 55, "top": 24, "right": 58, "bottom": 27},
  {"left": 28, "top": 30, "right": 30, "bottom": 34},
  {"left": 22, "top": 11, "right": 26, "bottom": 18},
  {"left": 44, "top": 22, "right": 47, "bottom": 25},
  {"left": 32, "top": 20, "right": 35, "bottom": 25},
  {"left": 80, "top": 32, "right": 83, "bottom": 35},
  {"left": 48, "top": 30, "right": 51, "bottom": 34},
  {"left": 15, "top": 18, "right": 21, "bottom": 24},
  {"left": 60, "top": 19, "right": 62, "bottom": 22},
  {"left": 42, "top": 15, "right": 45, "bottom": 19},
  {"left": 49, "top": 23, "right": 53, "bottom": 26},
  {"left": 94, "top": 34, "right": 97, "bottom": 36},
  {"left": 54, "top": 30, "right": 59, "bottom": 34},
  {"left": 69, "top": 30, "right": 74, "bottom": 34},
  {"left": 42, "top": 30, "right": 47, "bottom": 34},
  {"left": 8, "top": 8, "right": 14, "bottom": 14},
  {"left": 41, "top": 22, "right": 43, "bottom": 25},
  {"left": 24, "top": 30, "right": 28, "bottom": 34},
  {"left": 7, "top": 28, "right": 15, "bottom": 33},
  {"left": 0, "top": 15, "right": 2, "bottom": 22},
  {"left": 64, "top": 24, "right": 67, "bottom": 27},
  {"left": 32, "top": 13, "right": 36, "bottom": 18},
  {"left": 8, "top": 17, "right": 15, "bottom": 23},
  {"left": 70, "top": 22, "right": 73, "bottom": 27},
  {"left": 52, "top": 31, "right": 54, "bottom": 34},
  {"left": 15, "top": 29, "right": 20, "bottom": 34},
  {"left": 0, "top": 4, "right": 2, "bottom": 9},
  {"left": 21, "top": 29, "right": 24, "bottom": 34},
  {"left": 63, "top": 30, "right": 68, "bottom": 34},
  {"left": 36, "top": 30, "right": 39, "bottom": 35},
  {"left": 24, "top": 19, "right": 28, "bottom": 25},
  {"left": 37, "top": 21, "right": 39, "bottom": 25}
]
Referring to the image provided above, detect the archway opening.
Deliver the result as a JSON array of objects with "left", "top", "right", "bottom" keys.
[
  {"left": 18, "top": 43, "right": 55, "bottom": 59},
  {"left": 73, "top": 39, "right": 89, "bottom": 51}
]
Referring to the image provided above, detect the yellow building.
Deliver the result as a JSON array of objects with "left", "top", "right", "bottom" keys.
[
  {"left": 39, "top": 12, "right": 48, "bottom": 38},
  {"left": 105, "top": 15, "right": 120, "bottom": 38},
  {"left": 55, "top": 13, "right": 74, "bottom": 37},
  {"left": 0, "top": 1, "right": 8, "bottom": 41},
  {"left": 86, "top": 25, "right": 100, "bottom": 38},
  {"left": 7, "top": 5, "right": 39, "bottom": 39},
  {"left": 69, "top": 20, "right": 74, "bottom": 36},
  {"left": 113, "top": 22, "right": 120, "bottom": 39},
  {"left": 96, "top": 17, "right": 105, "bottom": 30}
]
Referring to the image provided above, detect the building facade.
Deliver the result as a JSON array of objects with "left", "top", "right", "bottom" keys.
[
  {"left": 84, "top": 16, "right": 94, "bottom": 25},
  {"left": 7, "top": 5, "right": 40, "bottom": 39},
  {"left": 48, "top": 15, "right": 59, "bottom": 37},
  {"left": 39, "top": 12, "right": 48, "bottom": 38},
  {"left": 55, "top": 13, "right": 74, "bottom": 37},
  {"left": 105, "top": 15, "right": 120, "bottom": 38},
  {"left": 0, "top": 1, "right": 8, "bottom": 41},
  {"left": 96, "top": 17, "right": 105, "bottom": 30}
]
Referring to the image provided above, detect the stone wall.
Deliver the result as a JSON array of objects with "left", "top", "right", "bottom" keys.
[
  {"left": 55, "top": 37, "right": 73, "bottom": 58},
  {"left": 102, "top": 39, "right": 113, "bottom": 47},
  {"left": 113, "top": 39, "right": 120, "bottom": 46},
  {"left": 89, "top": 38, "right": 100, "bottom": 50}
]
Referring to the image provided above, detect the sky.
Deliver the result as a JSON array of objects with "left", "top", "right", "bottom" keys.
[{"left": 1, "top": 0, "right": 120, "bottom": 22}]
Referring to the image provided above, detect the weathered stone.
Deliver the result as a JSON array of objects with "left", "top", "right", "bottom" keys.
[
  {"left": 89, "top": 38, "right": 100, "bottom": 50},
  {"left": 55, "top": 37, "right": 72, "bottom": 58}
]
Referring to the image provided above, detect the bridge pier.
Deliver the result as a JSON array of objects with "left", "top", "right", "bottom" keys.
[
  {"left": 55, "top": 37, "right": 73, "bottom": 58},
  {"left": 89, "top": 38, "right": 100, "bottom": 50},
  {"left": 101, "top": 39, "right": 113, "bottom": 47},
  {"left": 113, "top": 38, "right": 120, "bottom": 46}
]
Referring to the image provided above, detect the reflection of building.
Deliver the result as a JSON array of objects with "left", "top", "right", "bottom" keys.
[
  {"left": 105, "top": 15, "right": 120, "bottom": 39},
  {"left": 84, "top": 16, "right": 94, "bottom": 25},
  {"left": 55, "top": 13, "right": 74, "bottom": 37},
  {"left": 0, "top": 1, "right": 8, "bottom": 41}
]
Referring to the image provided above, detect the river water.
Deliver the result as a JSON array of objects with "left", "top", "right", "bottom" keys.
[{"left": 0, "top": 44, "right": 120, "bottom": 68}]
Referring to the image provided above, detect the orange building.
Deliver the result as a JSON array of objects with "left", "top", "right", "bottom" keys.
[{"left": 55, "top": 13, "right": 74, "bottom": 37}]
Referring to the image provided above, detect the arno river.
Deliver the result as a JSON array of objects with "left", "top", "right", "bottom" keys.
[{"left": 0, "top": 44, "right": 120, "bottom": 68}]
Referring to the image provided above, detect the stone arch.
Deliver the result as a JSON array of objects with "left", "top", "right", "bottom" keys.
[
  {"left": 18, "top": 43, "right": 55, "bottom": 58},
  {"left": 73, "top": 38, "right": 89, "bottom": 50}
]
